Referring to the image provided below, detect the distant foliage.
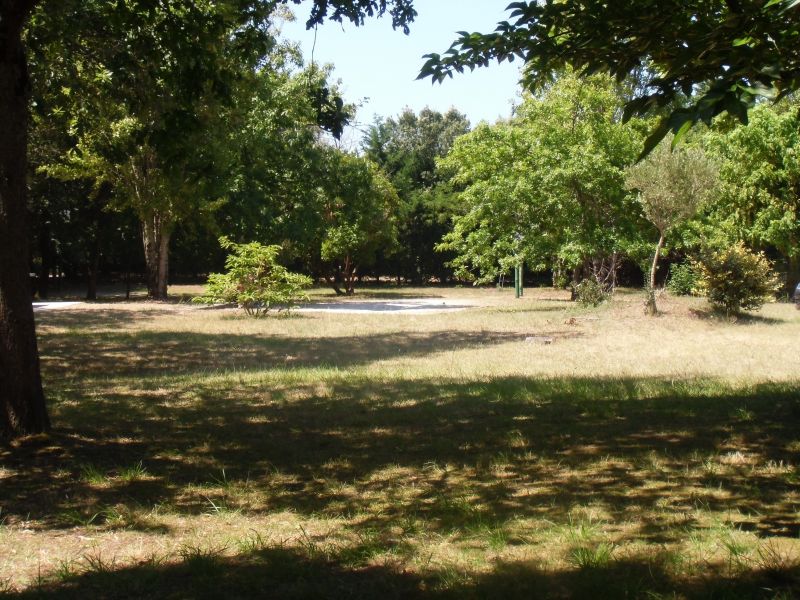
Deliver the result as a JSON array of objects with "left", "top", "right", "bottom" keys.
[
  {"left": 667, "top": 262, "right": 698, "bottom": 296},
  {"left": 195, "top": 238, "right": 311, "bottom": 317},
  {"left": 574, "top": 279, "right": 609, "bottom": 307},
  {"left": 693, "top": 243, "right": 780, "bottom": 317}
]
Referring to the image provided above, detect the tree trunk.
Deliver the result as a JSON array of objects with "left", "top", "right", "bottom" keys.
[
  {"left": 0, "top": 1, "right": 50, "bottom": 439},
  {"left": 650, "top": 233, "right": 665, "bottom": 290},
  {"left": 141, "top": 211, "right": 172, "bottom": 300},
  {"left": 324, "top": 270, "right": 344, "bottom": 296},
  {"left": 569, "top": 266, "right": 582, "bottom": 301},
  {"left": 645, "top": 233, "right": 666, "bottom": 316},
  {"left": 343, "top": 255, "right": 356, "bottom": 296}
]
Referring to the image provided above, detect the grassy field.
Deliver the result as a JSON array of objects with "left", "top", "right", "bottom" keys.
[{"left": 2, "top": 286, "right": 800, "bottom": 598}]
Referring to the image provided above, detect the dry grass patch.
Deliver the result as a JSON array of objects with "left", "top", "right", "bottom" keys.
[{"left": 2, "top": 287, "right": 799, "bottom": 598}]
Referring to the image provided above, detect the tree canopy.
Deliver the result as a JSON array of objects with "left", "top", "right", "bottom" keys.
[
  {"left": 419, "top": 0, "right": 800, "bottom": 155},
  {"left": 438, "top": 72, "right": 648, "bottom": 289}
]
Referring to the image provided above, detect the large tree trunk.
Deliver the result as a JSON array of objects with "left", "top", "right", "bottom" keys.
[
  {"left": 141, "top": 211, "right": 172, "bottom": 300},
  {"left": 324, "top": 268, "right": 345, "bottom": 296},
  {"left": 0, "top": 0, "right": 50, "bottom": 439}
]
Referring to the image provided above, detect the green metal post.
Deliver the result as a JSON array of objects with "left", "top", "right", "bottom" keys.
[
  {"left": 514, "top": 264, "right": 520, "bottom": 298},
  {"left": 519, "top": 263, "right": 523, "bottom": 297}
]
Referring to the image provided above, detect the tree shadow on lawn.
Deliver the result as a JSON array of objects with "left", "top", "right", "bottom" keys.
[
  {"left": 36, "top": 325, "right": 540, "bottom": 379},
  {"left": 688, "top": 307, "right": 788, "bottom": 325},
  {"left": 35, "top": 308, "right": 189, "bottom": 332},
  {"left": 2, "top": 375, "right": 799, "bottom": 540},
  {"left": 4, "top": 540, "right": 798, "bottom": 599}
]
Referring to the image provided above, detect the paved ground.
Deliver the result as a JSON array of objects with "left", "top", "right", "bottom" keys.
[
  {"left": 32, "top": 298, "right": 478, "bottom": 314},
  {"left": 32, "top": 302, "right": 81, "bottom": 311},
  {"left": 295, "top": 298, "right": 476, "bottom": 314}
]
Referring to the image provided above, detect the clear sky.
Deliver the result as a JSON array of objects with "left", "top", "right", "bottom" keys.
[{"left": 279, "top": 0, "right": 523, "bottom": 134}]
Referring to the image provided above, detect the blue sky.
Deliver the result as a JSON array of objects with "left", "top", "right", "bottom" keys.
[{"left": 279, "top": 0, "right": 523, "bottom": 134}]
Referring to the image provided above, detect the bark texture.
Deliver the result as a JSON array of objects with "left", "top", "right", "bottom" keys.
[
  {"left": 142, "top": 211, "right": 172, "bottom": 300},
  {"left": 645, "top": 233, "right": 666, "bottom": 316},
  {"left": 0, "top": 0, "right": 50, "bottom": 439}
]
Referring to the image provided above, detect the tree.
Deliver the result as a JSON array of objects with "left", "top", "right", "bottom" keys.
[
  {"left": 705, "top": 101, "right": 800, "bottom": 293},
  {"left": 438, "top": 72, "right": 649, "bottom": 292},
  {"left": 316, "top": 151, "right": 399, "bottom": 295},
  {"left": 0, "top": 0, "right": 49, "bottom": 437},
  {"left": 419, "top": 0, "right": 800, "bottom": 155},
  {"left": 362, "top": 108, "right": 470, "bottom": 282},
  {"left": 0, "top": 0, "right": 417, "bottom": 439},
  {"left": 30, "top": 0, "right": 281, "bottom": 300},
  {"left": 625, "top": 142, "right": 718, "bottom": 314},
  {"left": 219, "top": 63, "right": 344, "bottom": 258}
]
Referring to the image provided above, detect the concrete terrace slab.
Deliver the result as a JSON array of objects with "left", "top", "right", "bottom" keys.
[
  {"left": 33, "top": 302, "right": 81, "bottom": 311},
  {"left": 296, "top": 298, "right": 476, "bottom": 314}
]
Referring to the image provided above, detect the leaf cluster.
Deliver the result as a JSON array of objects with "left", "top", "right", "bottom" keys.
[{"left": 625, "top": 141, "right": 718, "bottom": 235}]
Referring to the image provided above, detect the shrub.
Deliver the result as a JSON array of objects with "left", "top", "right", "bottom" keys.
[
  {"left": 574, "top": 279, "right": 609, "bottom": 307},
  {"left": 666, "top": 262, "right": 698, "bottom": 296},
  {"left": 194, "top": 238, "right": 312, "bottom": 317},
  {"left": 692, "top": 242, "right": 780, "bottom": 317}
]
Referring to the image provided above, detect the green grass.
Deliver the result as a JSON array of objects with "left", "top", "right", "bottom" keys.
[{"left": 1, "top": 286, "right": 799, "bottom": 598}]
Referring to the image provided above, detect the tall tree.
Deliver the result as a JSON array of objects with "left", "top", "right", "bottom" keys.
[
  {"left": 362, "top": 108, "right": 470, "bottom": 282},
  {"left": 705, "top": 101, "right": 800, "bottom": 293},
  {"left": 0, "top": 0, "right": 49, "bottom": 437},
  {"left": 420, "top": 0, "right": 800, "bottom": 155},
  {"left": 316, "top": 150, "right": 399, "bottom": 295},
  {"left": 438, "top": 72, "right": 649, "bottom": 290},
  {"left": 0, "top": 0, "right": 416, "bottom": 440}
]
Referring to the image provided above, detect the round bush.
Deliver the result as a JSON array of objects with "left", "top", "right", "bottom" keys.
[{"left": 693, "top": 243, "right": 780, "bottom": 317}]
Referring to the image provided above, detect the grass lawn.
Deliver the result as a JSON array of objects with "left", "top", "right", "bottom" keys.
[{"left": 2, "top": 286, "right": 799, "bottom": 598}]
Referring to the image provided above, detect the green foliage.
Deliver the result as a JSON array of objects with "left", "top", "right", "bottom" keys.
[
  {"left": 315, "top": 151, "right": 399, "bottom": 295},
  {"left": 362, "top": 108, "right": 470, "bottom": 283},
  {"left": 625, "top": 142, "right": 718, "bottom": 237},
  {"left": 693, "top": 243, "right": 780, "bottom": 317},
  {"left": 667, "top": 262, "right": 698, "bottom": 296},
  {"left": 195, "top": 238, "right": 311, "bottom": 316},
  {"left": 704, "top": 101, "right": 800, "bottom": 292},
  {"left": 438, "top": 71, "right": 648, "bottom": 287},
  {"left": 419, "top": 0, "right": 800, "bottom": 156},
  {"left": 574, "top": 279, "right": 609, "bottom": 307}
]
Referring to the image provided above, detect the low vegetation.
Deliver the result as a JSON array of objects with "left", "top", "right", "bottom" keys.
[
  {"left": 193, "top": 238, "right": 312, "bottom": 316},
  {"left": 1, "top": 287, "right": 798, "bottom": 598}
]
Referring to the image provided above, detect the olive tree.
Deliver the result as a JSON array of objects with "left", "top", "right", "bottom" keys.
[{"left": 625, "top": 142, "right": 718, "bottom": 314}]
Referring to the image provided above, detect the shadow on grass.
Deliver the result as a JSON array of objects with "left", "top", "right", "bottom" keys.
[
  {"left": 2, "top": 375, "right": 799, "bottom": 540},
  {"left": 36, "top": 319, "right": 536, "bottom": 379},
  {"left": 688, "top": 307, "right": 787, "bottom": 325},
  {"left": 3, "top": 543, "right": 798, "bottom": 599}
]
